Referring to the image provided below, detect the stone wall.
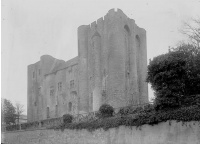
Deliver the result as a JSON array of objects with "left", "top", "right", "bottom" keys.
[{"left": 3, "top": 121, "right": 200, "bottom": 144}]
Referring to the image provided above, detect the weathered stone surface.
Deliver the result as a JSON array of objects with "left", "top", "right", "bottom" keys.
[
  {"left": 3, "top": 121, "right": 200, "bottom": 144},
  {"left": 27, "top": 55, "right": 79, "bottom": 122},
  {"left": 27, "top": 8, "right": 148, "bottom": 122}
]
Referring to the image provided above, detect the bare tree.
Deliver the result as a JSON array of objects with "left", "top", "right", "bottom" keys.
[
  {"left": 15, "top": 102, "right": 24, "bottom": 124},
  {"left": 180, "top": 17, "right": 200, "bottom": 48}
]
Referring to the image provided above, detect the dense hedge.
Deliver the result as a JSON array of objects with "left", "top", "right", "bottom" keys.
[{"left": 52, "top": 105, "right": 200, "bottom": 132}]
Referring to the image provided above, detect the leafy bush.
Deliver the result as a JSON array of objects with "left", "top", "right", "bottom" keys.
[
  {"left": 118, "top": 106, "right": 131, "bottom": 116},
  {"left": 147, "top": 44, "right": 200, "bottom": 110},
  {"left": 143, "top": 104, "right": 155, "bottom": 113},
  {"left": 63, "top": 114, "right": 73, "bottom": 124},
  {"left": 98, "top": 104, "right": 114, "bottom": 118}
]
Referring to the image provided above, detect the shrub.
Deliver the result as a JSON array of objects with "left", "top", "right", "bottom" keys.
[
  {"left": 95, "top": 111, "right": 101, "bottom": 118},
  {"left": 118, "top": 106, "right": 139, "bottom": 116},
  {"left": 134, "top": 106, "right": 143, "bottom": 113},
  {"left": 98, "top": 104, "right": 114, "bottom": 118},
  {"left": 63, "top": 114, "right": 73, "bottom": 124},
  {"left": 143, "top": 104, "right": 155, "bottom": 113},
  {"left": 118, "top": 106, "right": 131, "bottom": 116}
]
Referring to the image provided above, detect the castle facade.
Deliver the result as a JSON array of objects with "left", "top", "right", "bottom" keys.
[{"left": 27, "top": 9, "right": 148, "bottom": 122}]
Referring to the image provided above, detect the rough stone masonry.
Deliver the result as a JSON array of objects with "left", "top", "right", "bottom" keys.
[{"left": 27, "top": 8, "right": 148, "bottom": 122}]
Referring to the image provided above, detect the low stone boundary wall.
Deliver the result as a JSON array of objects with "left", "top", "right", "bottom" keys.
[{"left": 2, "top": 121, "right": 200, "bottom": 144}]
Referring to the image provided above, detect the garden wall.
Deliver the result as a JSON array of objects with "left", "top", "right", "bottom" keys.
[{"left": 2, "top": 121, "right": 200, "bottom": 144}]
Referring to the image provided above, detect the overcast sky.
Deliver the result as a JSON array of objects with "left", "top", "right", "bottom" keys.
[{"left": 2, "top": 0, "right": 200, "bottom": 114}]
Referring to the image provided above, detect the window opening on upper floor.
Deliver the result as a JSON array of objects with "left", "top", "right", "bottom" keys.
[
  {"left": 50, "top": 87, "right": 54, "bottom": 97},
  {"left": 90, "top": 93, "right": 93, "bottom": 111},
  {"left": 33, "top": 71, "right": 35, "bottom": 78},
  {"left": 68, "top": 66, "right": 72, "bottom": 73},
  {"left": 58, "top": 82, "right": 62, "bottom": 91},
  {"left": 47, "top": 107, "right": 50, "bottom": 118},
  {"left": 55, "top": 105, "right": 58, "bottom": 117},
  {"left": 38, "top": 69, "right": 41, "bottom": 75},
  {"left": 70, "top": 80, "right": 74, "bottom": 89},
  {"left": 124, "top": 25, "right": 130, "bottom": 34},
  {"left": 38, "top": 87, "right": 41, "bottom": 96},
  {"left": 68, "top": 102, "right": 72, "bottom": 112}
]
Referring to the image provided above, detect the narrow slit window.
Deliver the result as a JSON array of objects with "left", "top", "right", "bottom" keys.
[
  {"left": 47, "top": 107, "right": 50, "bottom": 118},
  {"left": 38, "top": 69, "right": 41, "bottom": 75},
  {"left": 33, "top": 71, "right": 35, "bottom": 78}
]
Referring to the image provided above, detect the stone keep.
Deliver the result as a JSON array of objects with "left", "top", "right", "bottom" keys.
[
  {"left": 27, "top": 9, "right": 148, "bottom": 122},
  {"left": 78, "top": 9, "right": 148, "bottom": 112}
]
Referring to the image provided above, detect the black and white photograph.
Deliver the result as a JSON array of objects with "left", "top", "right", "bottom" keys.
[{"left": 1, "top": 0, "right": 200, "bottom": 143}]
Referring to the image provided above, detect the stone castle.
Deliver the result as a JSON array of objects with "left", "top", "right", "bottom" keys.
[{"left": 27, "top": 9, "right": 148, "bottom": 122}]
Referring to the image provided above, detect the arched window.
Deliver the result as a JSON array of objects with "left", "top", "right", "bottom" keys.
[
  {"left": 124, "top": 25, "right": 130, "bottom": 34},
  {"left": 68, "top": 102, "right": 72, "bottom": 112},
  {"left": 124, "top": 24, "right": 131, "bottom": 96},
  {"left": 136, "top": 35, "right": 140, "bottom": 48}
]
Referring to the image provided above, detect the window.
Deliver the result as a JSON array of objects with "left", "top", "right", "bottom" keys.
[
  {"left": 38, "top": 87, "right": 41, "bottom": 96},
  {"left": 68, "top": 102, "right": 72, "bottom": 112},
  {"left": 70, "top": 80, "right": 74, "bottom": 89},
  {"left": 38, "top": 69, "right": 41, "bottom": 75},
  {"left": 90, "top": 93, "right": 93, "bottom": 111},
  {"left": 55, "top": 105, "right": 58, "bottom": 117},
  {"left": 58, "top": 82, "right": 62, "bottom": 91},
  {"left": 33, "top": 71, "right": 35, "bottom": 78},
  {"left": 68, "top": 66, "right": 72, "bottom": 73},
  {"left": 50, "top": 88, "right": 54, "bottom": 97},
  {"left": 47, "top": 107, "right": 50, "bottom": 118}
]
